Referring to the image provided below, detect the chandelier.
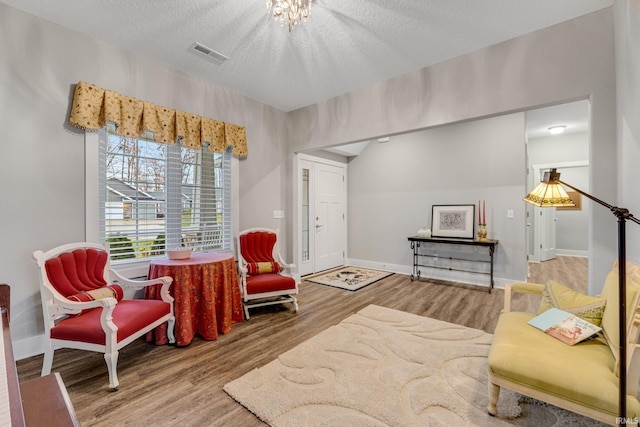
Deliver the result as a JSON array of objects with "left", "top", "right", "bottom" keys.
[{"left": 266, "top": 0, "right": 313, "bottom": 32}]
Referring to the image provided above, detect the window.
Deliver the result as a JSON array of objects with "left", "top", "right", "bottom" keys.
[{"left": 98, "top": 125, "right": 232, "bottom": 263}]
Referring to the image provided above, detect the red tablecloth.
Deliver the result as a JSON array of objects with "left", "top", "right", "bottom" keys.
[{"left": 145, "top": 252, "right": 244, "bottom": 346}]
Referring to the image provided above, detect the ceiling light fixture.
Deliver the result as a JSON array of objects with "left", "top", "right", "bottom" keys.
[
  {"left": 266, "top": 0, "right": 313, "bottom": 33},
  {"left": 548, "top": 125, "right": 567, "bottom": 135}
]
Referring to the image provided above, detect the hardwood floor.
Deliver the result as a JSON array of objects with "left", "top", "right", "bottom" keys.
[
  {"left": 16, "top": 257, "right": 586, "bottom": 426},
  {"left": 528, "top": 255, "right": 589, "bottom": 293}
]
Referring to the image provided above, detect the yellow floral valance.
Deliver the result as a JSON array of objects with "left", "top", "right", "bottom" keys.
[{"left": 68, "top": 81, "right": 248, "bottom": 156}]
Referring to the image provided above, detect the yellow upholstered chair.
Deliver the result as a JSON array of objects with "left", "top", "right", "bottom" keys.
[
  {"left": 487, "top": 262, "right": 640, "bottom": 425},
  {"left": 33, "top": 242, "right": 175, "bottom": 390}
]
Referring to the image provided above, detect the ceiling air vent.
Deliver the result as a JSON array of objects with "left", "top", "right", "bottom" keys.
[{"left": 189, "top": 42, "right": 229, "bottom": 65}]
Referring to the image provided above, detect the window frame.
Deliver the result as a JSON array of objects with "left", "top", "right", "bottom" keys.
[{"left": 85, "top": 131, "right": 240, "bottom": 278}]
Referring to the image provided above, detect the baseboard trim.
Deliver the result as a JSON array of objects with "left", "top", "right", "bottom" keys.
[
  {"left": 14, "top": 334, "right": 44, "bottom": 361},
  {"left": 346, "top": 258, "right": 514, "bottom": 290},
  {"left": 556, "top": 250, "right": 589, "bottom": 258}
]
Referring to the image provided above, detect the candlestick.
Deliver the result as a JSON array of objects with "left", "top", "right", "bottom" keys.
[{"left": 483, "top": 200, "right": 486, "bottom": 224}]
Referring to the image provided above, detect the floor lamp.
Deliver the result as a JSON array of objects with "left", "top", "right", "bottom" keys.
[{"left": 523, "top": 168, "right": 640, "bottom": 420}]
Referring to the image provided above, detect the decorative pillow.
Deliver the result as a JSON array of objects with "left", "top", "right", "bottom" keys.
[
  {"left": 67, "top": 284, "right": 124, "bottom": 303},
  {"left": 600, "top": 261, "right": 640, "bottom": 374},
  {"left": 536, "top": 279, "right": 606, "bottom": 326},
  {"left": 247, "top": 261, "right": 281, "bottom": 275}
]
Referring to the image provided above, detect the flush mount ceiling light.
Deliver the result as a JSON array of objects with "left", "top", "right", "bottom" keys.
[
  {"left": 548, "top": 125, "right": 567, "bottom": 135},
  {"left": 266, "top": 0, "right": 313, "bottom": 32}
]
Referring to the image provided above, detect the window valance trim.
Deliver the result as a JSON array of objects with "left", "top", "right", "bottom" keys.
[{"left": 68, "top": 81, "right": 248, "bottom": 156}]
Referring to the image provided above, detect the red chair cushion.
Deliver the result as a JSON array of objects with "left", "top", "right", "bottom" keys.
[
  {"left": 240, "top": 231, "right": 277, "bottom": 264},
  {"left": 246, "top": 273, "right": 296, "bottom": 295},
  {"left": 45, "top": 248, "right": 124, "bottom": 301},
  {"left": 50, "top": 300, "right": 171, "bottom": 345}
]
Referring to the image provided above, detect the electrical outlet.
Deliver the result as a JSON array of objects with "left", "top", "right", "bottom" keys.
[{"left": 273, "top": 210, "right": 285, "bottom": 219}]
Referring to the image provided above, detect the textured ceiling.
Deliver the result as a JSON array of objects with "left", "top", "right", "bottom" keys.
[{"left": 2, "top": 0, "right": 612, "bottom": 113}]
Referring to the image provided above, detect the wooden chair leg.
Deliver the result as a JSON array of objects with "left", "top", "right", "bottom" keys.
[
  {"left": 487, "top": 381, "right": 500, "bottom": 416},
  {"left": 104, "top": 351, "right": 119, "bottom": 390}
]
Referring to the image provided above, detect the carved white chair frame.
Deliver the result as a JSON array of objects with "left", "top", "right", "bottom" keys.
[{"left": 33, "top": 242, "right": 175, "bottom": 390}]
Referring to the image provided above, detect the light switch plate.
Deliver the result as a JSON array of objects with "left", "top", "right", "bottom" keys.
[
  {"left": 273, "top": 210, "right": 285, "bottom": 219},
  {"left": 507, "top": 209, "right": 514, "bottom": 219}
]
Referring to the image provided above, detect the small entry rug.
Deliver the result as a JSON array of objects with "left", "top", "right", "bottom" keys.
[
  {"left": 224, "top": 305, "right": 606, "bottom": 427},
  {"left": 305, "top": 266, "right": 393, "bottom": 291}
]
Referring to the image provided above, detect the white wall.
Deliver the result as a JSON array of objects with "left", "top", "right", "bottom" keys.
[{"left": 347, "top": 113, "right": 527, "bottom": 286}]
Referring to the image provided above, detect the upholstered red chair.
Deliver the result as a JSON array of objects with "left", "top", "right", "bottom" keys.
[
  {"left": 33, "top": 242, "right": 175, "bottom": 390},
  {"left": 237, "top": 228, "right": 299, "bottom": 319}
]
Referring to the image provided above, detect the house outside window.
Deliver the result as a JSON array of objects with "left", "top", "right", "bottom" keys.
[{"left": 98, "top": 125, "right": 232, "bottom": 263}]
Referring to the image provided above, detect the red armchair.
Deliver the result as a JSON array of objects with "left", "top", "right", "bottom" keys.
[
  {"left": 33, "top": 242, "right": 175, "bottom": 390},
  {"left": 237, "top": 228, "right": 299, "bottom": 319}
]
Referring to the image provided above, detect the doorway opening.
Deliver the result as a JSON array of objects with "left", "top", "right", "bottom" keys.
[{"left": 525, "top": 100, "right": 590, "bottom": 285}]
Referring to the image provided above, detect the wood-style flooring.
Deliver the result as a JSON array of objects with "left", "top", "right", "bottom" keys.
[
  {"left": 15, "top": 256, "right": 587, "bottom": 426},
  {"left": 528, "top": 255, "right": 589, "bottom": 294}
]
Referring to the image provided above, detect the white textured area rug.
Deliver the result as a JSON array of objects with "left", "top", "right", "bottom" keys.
[{"left": 224, "top": 305, "right": 606, "bottom": 427}]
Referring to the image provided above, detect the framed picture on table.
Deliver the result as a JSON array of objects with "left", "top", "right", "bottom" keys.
[{"left": 431, "top": 204, "right": 475, "bottom": 239}]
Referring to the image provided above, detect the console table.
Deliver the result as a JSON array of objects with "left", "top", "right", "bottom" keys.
[{"left": 407, "top": 236, "right": 498, "bottom": 292}]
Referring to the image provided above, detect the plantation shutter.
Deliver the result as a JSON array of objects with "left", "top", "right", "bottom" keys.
[{"left": 98, "top": 125, "right": 233, "bottom": 263}]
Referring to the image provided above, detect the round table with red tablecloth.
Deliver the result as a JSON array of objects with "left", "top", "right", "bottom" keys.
[{"left": 145, "top": 252, "right": 244, "bottom": 346}]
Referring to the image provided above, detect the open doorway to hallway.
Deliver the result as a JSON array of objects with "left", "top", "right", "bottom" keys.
[
  {"left": 525, "top": 100, "right": 590, "bottom": 291},
  {"left": 528, "top": 256, "right": 588, "bottom": 294}
]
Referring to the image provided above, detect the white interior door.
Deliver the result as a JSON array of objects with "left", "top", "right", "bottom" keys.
[
  {"left": 530, "top": 165, "right": 560, "bottom": 263},
  {"left": 539, "top": 206, "right": 558, "bottom": 261},
  {"left": 314, "top": 162, "right": 345, "bottom": 272},
  {"left": 294, "top": 154, "right": 347, "bottom": 275},
  {"left": 531, "top": 198, "right": 558, "bottom": 263}
]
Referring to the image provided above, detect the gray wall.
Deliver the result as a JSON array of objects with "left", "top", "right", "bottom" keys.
[
  {"left": 616, "top": 0, "right": 640, "bottom": 260},
  {"left": 347, "top": 113, "right": 527, "bottom": 285},
  {"left": 0, "top": 4, "right": 289, "bottom": 357},
  {"left": 527, "top": 132, "right": 590, "bottom": 256},
  {"left": 288, "top": 9, "right": 618, "bottom": 296},
  {"left": 2, "top": 3, "right": 639, "bottom": 359}
]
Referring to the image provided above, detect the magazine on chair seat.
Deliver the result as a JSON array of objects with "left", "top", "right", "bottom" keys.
[{"left": 528, "top": 307, "right": 602, "bottom": 346}]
